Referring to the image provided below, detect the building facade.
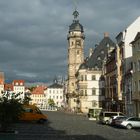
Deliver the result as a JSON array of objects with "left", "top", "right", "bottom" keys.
[
  {"left": 74, "top": 33, "right": 116, "bottom": 114},
  {"left": 12, "top": 80, "right": 25, "bottom": 99},
  {"left": 30, "top": 85, "right": 47, "bottom": 109},
  {"left": 46, "top": 80, "right": 64, "bottom": 108},
  {"left": 131, "top": 32, "right": 140, "bottom": 117},
  {"left": 77, "top": 67, "right": 105, "bottom": 114},
  {"left": 116, "top": 16, "right": 140, "bottom": 115}
]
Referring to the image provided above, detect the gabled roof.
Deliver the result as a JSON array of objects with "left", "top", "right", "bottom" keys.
[
  {"left": 4, "top": 83, "right": 13, "bottom": 91},
  {"left": 85, "top": 35, "right": 116, "bottom": 69},
  {"left": 12, "top": 80, "right": 25, "bottom": 86},
  {"left": 32, "top": 85, "right": 47, "bottom": 95}
]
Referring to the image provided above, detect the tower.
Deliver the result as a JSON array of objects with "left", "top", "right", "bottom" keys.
[{"left": 67, "top": 10, "right": 85, "bottom": 95}]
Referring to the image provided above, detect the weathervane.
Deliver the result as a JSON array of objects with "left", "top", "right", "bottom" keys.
[{"left": 73, "top": 0, "right": 79, "bottom": 19}]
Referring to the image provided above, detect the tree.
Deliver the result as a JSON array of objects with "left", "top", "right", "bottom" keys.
[
  {"left": 48, "top": 99, "right": 55, "bottom": 107},
  {"left": 22, "top": 92, "right": 32, "bottom": 105},
  {"left": 0, "top": 92, "right": 24, "bottom": 132}
]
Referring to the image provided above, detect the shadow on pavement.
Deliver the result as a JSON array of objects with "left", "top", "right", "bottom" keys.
[{"left": 6, "top": 120, "right": 108, "bottom": 140}]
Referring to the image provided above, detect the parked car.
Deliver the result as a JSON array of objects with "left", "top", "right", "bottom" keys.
[
  {"left": 99, "top": 111, "right": 124, "bottom": 124},
  {"left": 19, "top": 104, "right": 48, "bottom": 123},
  {"left": 115, "top": 117, "right": 140, "bottom": 129},
  {"left": 109, "top": 116, "right": 127, "bottom": 125}
]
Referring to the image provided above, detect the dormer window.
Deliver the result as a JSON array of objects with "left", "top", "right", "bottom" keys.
[
  {"left": 16, "top": 82, "right": 18, "bottom": 86},
  {"left": 20, "top": 82, "right": 23, "bottom": 86},
  {"left": 97, "top": 56, "right": 101, "bottom": 60},
  {"left": 101, "top": 50, "right": 104, "bottom": 54}
]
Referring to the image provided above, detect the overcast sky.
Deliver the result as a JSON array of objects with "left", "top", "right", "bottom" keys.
[{"left": 0, "top": 0, "right": 140, "bottom": 84}]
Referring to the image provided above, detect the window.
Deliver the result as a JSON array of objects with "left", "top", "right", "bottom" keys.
[
  {"left": 76, "top": 40, "right": 81, "bottom": 46},
  {"left": 133, "top": 62, "right": 137, "bottom": 72},
  {"left": 139, "top": 80, "right": 140, "bottom": 91},
  {"left": 84, "top": 90, "right": 87, "bottom": 96},
  {"left": 134, "top": 81, "right": 136, "bottom": 92},
  {"left": 71, "top": 41, "right": 74, "bottom": 46},
  {"left": 138, "top": 60, "right": 140, "bottom": 71},
  {"left": 92, "top": 75, "right": 96, "bottom": 80},
  {"left": 80, "top": 90, "right": 83, "bottom": 96},
  {"left": 24, "top": 108, "right": 33, "bottom": 113},
  {"left": 81, "top": 75, "right": 83, "bottom": 81},
  {"left": 20, "top": 82, "right": 23, "bottom": 86},
  {"left": 101, "top": 50, "right": 104, "bottom": 54},
  {"left": 85, "top": 75, "right": 87, "bottom": 81},
  {"left": 92, "top": 88, "right": 96, "bottom": 95},
  {"left": 97, "top": 56, "right": 101, "bottom": 60},
  {"left": 77, "top": 50, "right": 79, "bottom": 55}
]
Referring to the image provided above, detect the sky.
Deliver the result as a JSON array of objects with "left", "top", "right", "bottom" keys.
[{"left": 0, "top": 0, "right": 140, "bottom": 85}]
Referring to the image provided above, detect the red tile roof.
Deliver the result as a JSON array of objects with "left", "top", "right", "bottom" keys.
[
  {"left": 0, "top": 72, "right": 4, "bottom": 84},
  {"left": 32, "top": 85, "right": 47, "bottom": 95},
  {"left": 4, "top": 83, "right": 13, "bottom": 91},
  {"left": 12, "top": 80, "right": 25, "bottom": 86}
]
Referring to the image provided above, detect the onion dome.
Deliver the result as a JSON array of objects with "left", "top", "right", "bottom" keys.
[{"left": 69, "top": 10, "right": 84, "bottom": 32}]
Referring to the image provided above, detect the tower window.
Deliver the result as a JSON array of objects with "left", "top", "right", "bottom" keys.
[
  {"left": 76, "top": 40, "right": 81, "bottom": 46},
  {"left": 77, "top": 50, "right": 79, "bottom": 55},
  {"left": 71, "top": 41, "right": 74, "bottom": 46}
]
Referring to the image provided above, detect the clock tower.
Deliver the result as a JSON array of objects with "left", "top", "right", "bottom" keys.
[{"left": 67, "top": 10, "right": 85, "bottom": 95}]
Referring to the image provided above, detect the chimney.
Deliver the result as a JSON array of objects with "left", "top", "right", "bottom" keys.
[{"left": 104, "top": 32, "right": 109, "bottom": 38}]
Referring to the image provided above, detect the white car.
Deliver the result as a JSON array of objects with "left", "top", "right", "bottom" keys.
[
  {"left": 116, "top": 117, "right": 140, "bottom": 129},
  {"left": 108, "top": 116, "right": 126, "bottom": 125}
]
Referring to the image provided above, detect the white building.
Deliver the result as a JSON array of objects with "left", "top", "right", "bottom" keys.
[
  {"left": 12, "top": 80, "right": 25, "bottom": 100},
  {"left": 46, "top": 80, "right": 64, "bottom": 108},
  {"left": 77, "top": 66, "right": 105, "bottom": 114},
  {"left": 116, "top": 16, "right": 140, "bottom": 116}
]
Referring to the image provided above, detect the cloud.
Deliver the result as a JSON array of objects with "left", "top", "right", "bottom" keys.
[{"left": 0, "top": 0, "right": 140, "bottom": 84}]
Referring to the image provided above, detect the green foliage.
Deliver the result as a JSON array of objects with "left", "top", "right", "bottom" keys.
[
  {"left": 28, "top": 87, "right": 35, "bottom": 92},
  {"left": 22, "top": 93, "right": 32, "bottom": 105},
  {"left": 48, "top": 99, "right": 55, "bottom": 107},
  {"left": 0, "top": 92, "right": 24, "bottom": 131}
]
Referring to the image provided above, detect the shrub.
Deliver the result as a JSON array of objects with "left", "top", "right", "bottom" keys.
[{"left": 0, "top": 92, "right": 24, "bottom": 131}]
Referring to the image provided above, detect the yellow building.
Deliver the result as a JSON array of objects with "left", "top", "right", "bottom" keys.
[
  {"left": 30, "top": 85, "right": 47, "bottom": 109},
  {"left": 131, "top": 32, "right": 140, "bottom": 117}
]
